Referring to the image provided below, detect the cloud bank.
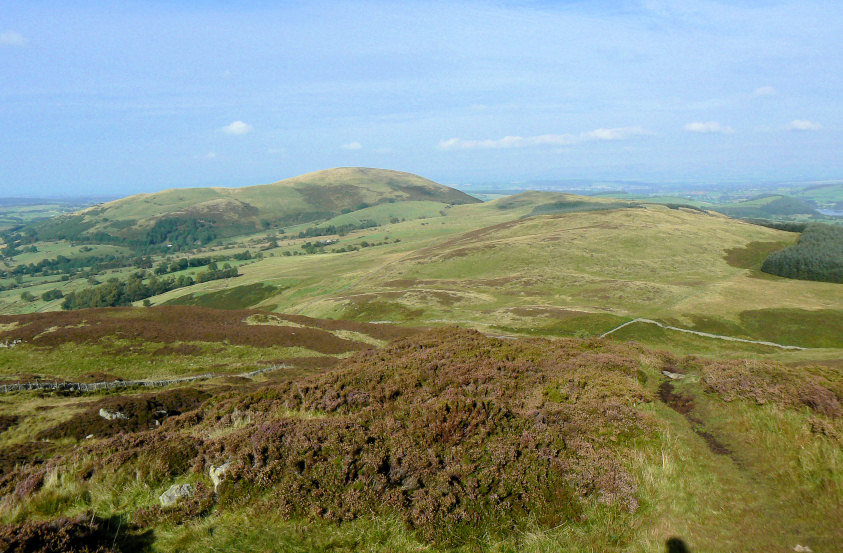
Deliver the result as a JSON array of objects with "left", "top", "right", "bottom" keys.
[
  {"left": 786, "top": 120, "right": 821, "bottom": 131},
  {"left": 222, "top": 121, "right": 253, "bottom": 135},
  {"left": 684, "top": 121, "right": 734, "bottom": 134},
  {"left": 0, "top": 31, "right": 25, "bottom": 46},
  {"left": 438, "top": 127, "right": 648, "bottom": 150}
]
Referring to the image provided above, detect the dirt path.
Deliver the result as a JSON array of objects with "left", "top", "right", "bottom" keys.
[{"left": 600, "top": 317, "right": 805, "bottom": 350}]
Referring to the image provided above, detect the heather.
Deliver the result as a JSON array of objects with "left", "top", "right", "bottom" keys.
[{"left": 0, "top": 325, "right": 840, "bottom": 551}]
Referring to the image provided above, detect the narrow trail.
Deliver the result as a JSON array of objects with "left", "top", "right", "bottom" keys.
[
  {"left": 599, "top": 317, "right": 806, "bottom": 350},
  {"left": 0, "top": 364, "right": 288, "bottom": 394}
]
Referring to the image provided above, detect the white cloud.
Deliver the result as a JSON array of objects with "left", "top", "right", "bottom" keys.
[
  {"left": 683, "top": 121, "right": 734, "bottom": 134},
  {"left": 222, "top": 120, "right": 253, "bottom": 135},
  {"left": 341, "top": 141, "right": 363, "bottom": 150},
  {"left": 785, "top": 119, "right": 821, "bottom": 131},
  {"left": 438, "top": 126, "right": 648, "bottom": 150},
  {"left": 0, "top": 31, "right": 25, "bottom": 46},
  {"left": 753, "top": 86, "right": 776, "bottom": 97}
]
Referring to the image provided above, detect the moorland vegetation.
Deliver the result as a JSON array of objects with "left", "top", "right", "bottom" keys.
[
  {"left": 0, "top": 168, "right": 841, "bottom": 552},
  {"left": 0, "top": 320, "right": 840, "bottom": 552}
]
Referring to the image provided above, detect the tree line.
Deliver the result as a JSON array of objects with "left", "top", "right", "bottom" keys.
[
  {"left": 60, "top": 263, "right": 240, "bottom": 310},
  {"left": 761, "top": 223, "right": 843, "bottom": 283}
]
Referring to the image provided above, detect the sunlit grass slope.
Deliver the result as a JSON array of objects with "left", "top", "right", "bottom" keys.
[
  {"left": 155, "top": 199, "right": 841, "bottom": 358},
  {"left": 26, "top": 167, "right": 479, "bottom": 241}
]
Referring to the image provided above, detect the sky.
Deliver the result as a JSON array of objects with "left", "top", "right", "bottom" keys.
[{"left": 1, "top": 0, "right": 841, "bottom": 197}]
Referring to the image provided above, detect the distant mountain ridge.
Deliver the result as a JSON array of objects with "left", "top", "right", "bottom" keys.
[{"left": 19, "top": 168, "right": 479, "bottom": 249}]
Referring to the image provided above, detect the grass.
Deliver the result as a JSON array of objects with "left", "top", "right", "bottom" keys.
[
  {"left": 1, "top": 327, "right": 840, "bottom": 551},
  {"left": 28, "top": 168, "right": 479, "bottom": 243},
  {"left": 0, "top": 306, "right": 418, "bottom": 381},
  {"left": 4, "top": 191, "right": 841, "bottom": 365},
  {"left": 178, "top": 202, "right": 840, "bottom": 359},
  {"left": 164, "top": 282, "right": 282, "bottom": 310}
]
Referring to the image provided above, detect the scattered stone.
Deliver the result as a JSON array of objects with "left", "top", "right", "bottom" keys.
[
  {"left": 662, "top": 370, "right": 685, "bottom": 380},
  {"left": 793, "top": 546, "right": 812, "bottom": 552},
  {"left": 209, "top": 462, "right": 232, "bottom": 492},
  {"left": 98, "top": 408, "right": 128, "bottom": 421},
  {"left": 159, "top": 483, "right": 193, "bottom": 507},
  {"left": 401, "top": 475, "right": 421, "bottom": 492}
]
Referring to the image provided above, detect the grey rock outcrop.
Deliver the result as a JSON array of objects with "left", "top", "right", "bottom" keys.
[
  {"left": 98, "top": 408, "right": 128, "bottom": 421},
  {"left": 159, "top": 483, "right": 193, "bottom": 507},
  {"left": 209, "top": 462, "right": 232, "bottom": 492}
]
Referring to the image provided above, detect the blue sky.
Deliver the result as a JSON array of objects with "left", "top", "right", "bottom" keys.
[{"left": 1, "top": 0, "right": 841, "bottom": 196}]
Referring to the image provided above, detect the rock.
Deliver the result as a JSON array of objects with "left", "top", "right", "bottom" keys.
[
  {"left": 159, "top": 483, "right": 193, "bottom": 507},
  {"left": 662, "top": 370, "right": 684, "bottom": 380},
  {"left": 98, "top": 408, "right": 128, "bottom": 421},
  {"left": 84, "top": 434, "right": 94, "bottom": 440},
  {"left": 401, "top": 475, "right": 421, "bottom": 492},
  {"left": 209, "top": 462, "right": 231, "bottom": 492},
  {"left": 793, "top": 546, "right": 812, "bottom": 552}
]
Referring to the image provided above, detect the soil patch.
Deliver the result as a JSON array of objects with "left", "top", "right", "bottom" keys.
[
  {"left": 0, "top": 414, "right": 19, "bottom": 434},
  {"left": 0, "top": 513, "right": 153, "bottom": 553},
  {"left": 658, "top": 380, "right": 731, "bottom": 456}
]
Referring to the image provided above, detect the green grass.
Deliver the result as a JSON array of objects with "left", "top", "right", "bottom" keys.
[
  {"left": 164, "top": 282, "right": 282, "bottom": 310},
  {"left": 0, "top": 340, "right": 325, "bottom": 381},
  {"left": 134, "top": 198, "right": 843, "bottom": 361},
  {"left": 25, "top": 168, "right": 479, "bottom": 243}
]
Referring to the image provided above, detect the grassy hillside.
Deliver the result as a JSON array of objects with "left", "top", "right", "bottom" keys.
[
  {"left": 0, "top": 320, "right": 840, "bottom": 552},
  {"left": 2, "top": 188, "right": 840, "bottom": 362},
  {"left": 149, "top": 199, "right": 841, "bottom": 360},
  {"left": 20, "top": 168, "right": 479, "bottom": 249},
  {"left": 789, "top": 182, "right": 843, "bottom": 210},
  {"left": 707, "top": 194, "right": 818, "bottom": 219}
]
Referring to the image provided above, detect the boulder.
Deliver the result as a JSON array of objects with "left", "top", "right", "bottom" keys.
[
  {"left": 159, "top": 483, "right": 193, "bottom": 507},
  {"left": 98, "top": 408, "right": 128, "bottom": 421},
  {"left": 209, "top": 462, "right": 231, "bottom": 492}
]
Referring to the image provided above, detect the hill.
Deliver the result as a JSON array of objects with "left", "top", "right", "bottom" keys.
[
  {"left": 0, "top": 315, "right": 840, "bottom": 551},
  {"left": 151, "top": 198, "right": 840, "bottom": 357},
  {"left": 798, "top": 183, "right": 843, "bottom": 211},
  {"left": 19, "top": 168, "right": 479, "bottom": 250},
  {"left": 711, "top": 194, "right": 818, "bottom": 219}
]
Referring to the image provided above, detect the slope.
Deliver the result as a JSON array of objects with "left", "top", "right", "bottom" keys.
[
  {"left": 154, "top": 197, "right": 842, "bottom": 357},
  {"left": 22, "top": 168, "right": 479, "bottom": 248}
]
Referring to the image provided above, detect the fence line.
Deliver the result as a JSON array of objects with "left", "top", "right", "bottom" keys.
[{"left": 0, "top": 364, "right": 289, "bottom": 394}]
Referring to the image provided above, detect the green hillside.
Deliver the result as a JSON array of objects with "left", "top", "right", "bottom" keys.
[
  {"left": 0, "top": 313, "right": 840, "bottom": 552},
  {"left": 146, "top": 195, "right": 842, "bottom": 361},
  {"left": 797, "top": 183, "right": 843, "bottom": 210},
  {"left": 19, "top": 168, "right": 478, "bottom": 250},
  {"left": 712, "top": 194, "right": 818, "bottom": 219}
]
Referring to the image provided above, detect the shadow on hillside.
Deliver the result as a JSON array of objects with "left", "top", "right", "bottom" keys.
[{"left": 666, "top": 537, "right": 691, "bottom": 553}]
